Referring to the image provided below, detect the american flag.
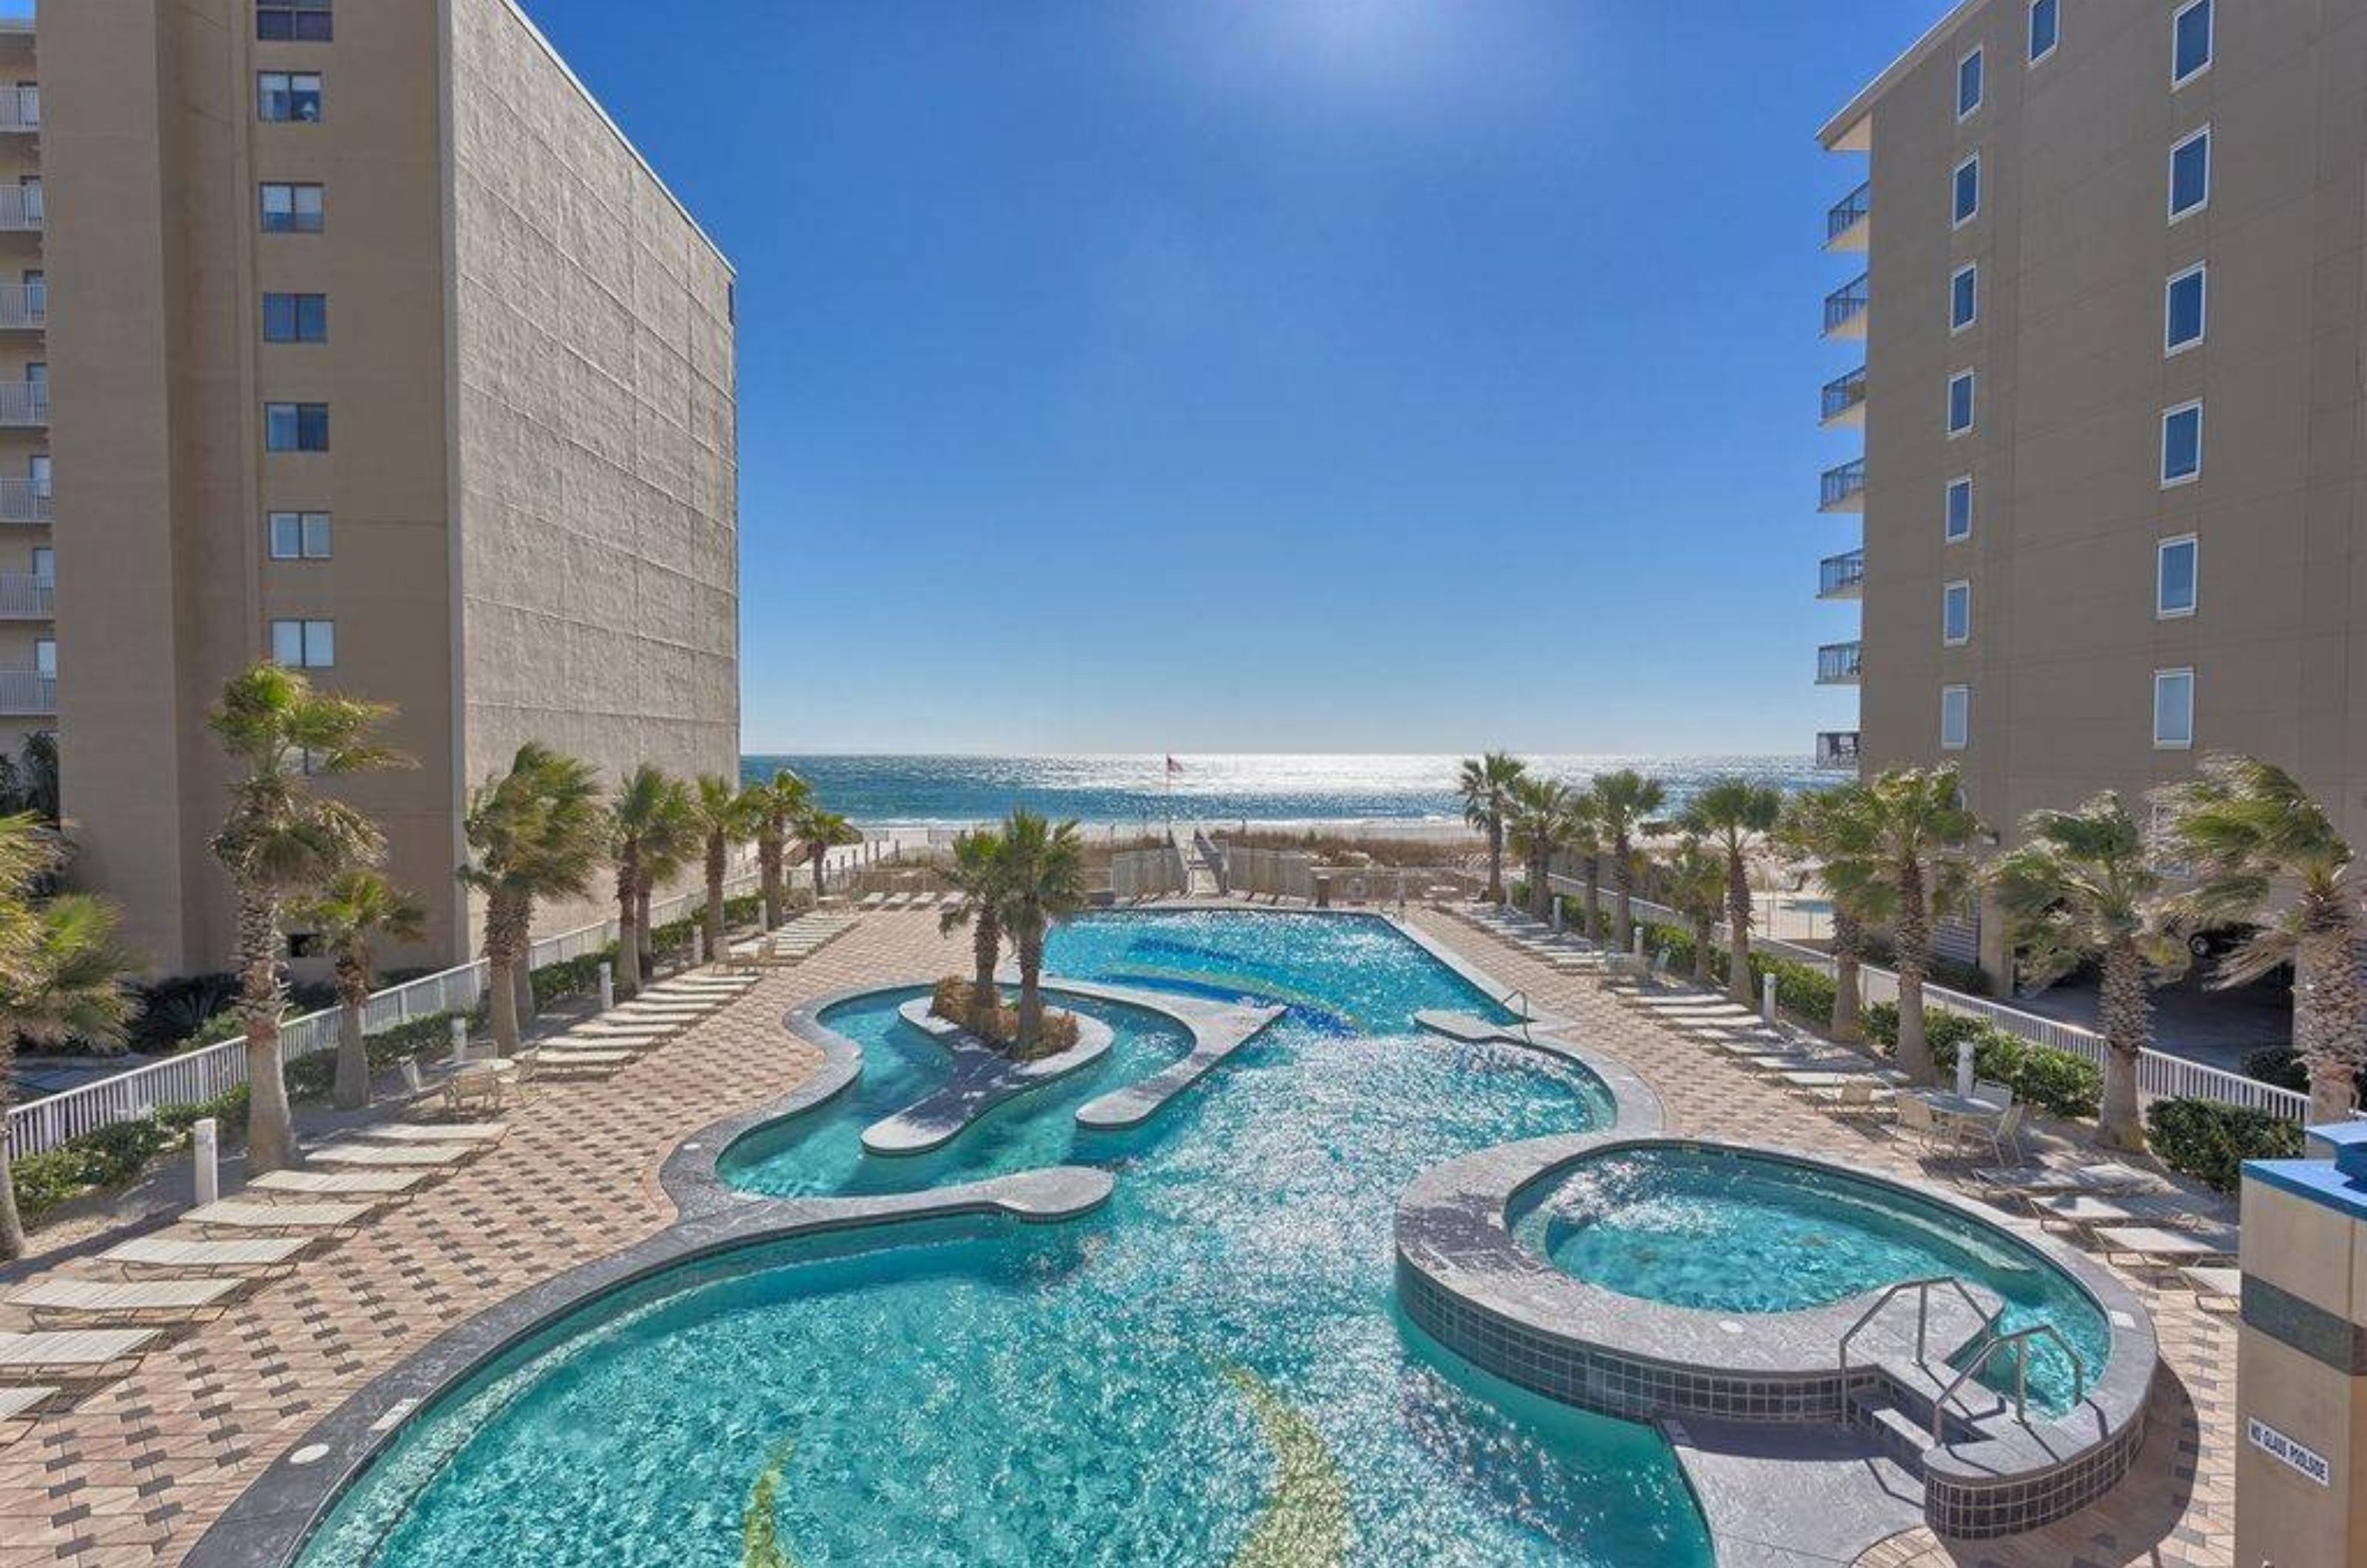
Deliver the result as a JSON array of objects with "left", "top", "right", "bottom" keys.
[{"left": 1166, "top": 754, "right": 1184, "bottom": 776}]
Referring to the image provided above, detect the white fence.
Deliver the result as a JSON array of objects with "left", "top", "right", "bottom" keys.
[
  {"left": 1558, "top": 880, "right": 2312, "bottom": 1124},
  {"left": 1221, "top": 845, "right": 1318, "bottom": 902},
  {"left": 1110, "top": 844, "right": 1186, "bottom": 901},
  {"left": 5, "top": 870, "right": 761, "bottom": 1160}
]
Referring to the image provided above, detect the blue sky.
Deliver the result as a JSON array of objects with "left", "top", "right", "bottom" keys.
[{"left": 527, "top": 0, "right": 1931, "bottom": 755}]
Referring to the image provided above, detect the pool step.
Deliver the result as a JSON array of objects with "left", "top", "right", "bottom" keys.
[{"left": 1848, "top": 1390, "right": 1935, "bottom": 1479}]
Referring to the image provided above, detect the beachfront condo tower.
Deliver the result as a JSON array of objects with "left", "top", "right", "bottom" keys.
[
  {"left": 7, "top": 0, "right": 737, "bottom": 973},
  {"left": 1817, "top": 0, "right": 2363, "bottom": 981}
]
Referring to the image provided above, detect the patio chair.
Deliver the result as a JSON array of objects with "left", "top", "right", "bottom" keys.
[
  {"left": 1979, "top": 1101, "right": 2028, "bottom": 1164},
  {"left": 441, "top": 1065, "right": 504, "bottom": 1117},
  {"left": 1895, "top": 1094, "right": 1939, "bottom": 1153},
  {"left": 1971, "top": 1078, "right": 2016, "bottom": 1109},
  {"left": 1817, "top": 1078, "right": 1897, "bottom": 1132}
]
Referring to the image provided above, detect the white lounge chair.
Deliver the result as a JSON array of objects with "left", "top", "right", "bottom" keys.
[
  {"left": 185, "top": 1200, "right": 373, "bottom": 1235},
  {"left": 7, "top": 1277, "right": 241, "bottom": 1327},
  {"left": 2180, "top": 1265, "right": 2241, "bottom": 1302},
  {"left": 359, "top": 1121, "right": 507, "bottom": 1143},
  {"left": 1970, "top": 1162, "right": 2152, "bottom": 1197},
  {"left": 310, "top": 1141, "right": 479, "bottom": 1168},
  {"left": 0, "top": 1328, "right": 161, "bottom": 1377},
  {"left": 0, "top": 1384, "right": 55, "bottom": 1422},
  {"left": 2090, "top": 1223, "right": 2239, "bottom": 1273},
  {"left": 246, "top": 1169, "right": 431, "bottom": 1201},
  {"left": 98, "top": 1235, "right": 312, "bottom": 1276}
]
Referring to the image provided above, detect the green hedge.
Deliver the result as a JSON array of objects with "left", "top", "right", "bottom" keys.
[
  {"left": 2146, "top": 1097, "right": 2304, "bottom": 1193},
  {"left": 1860, "top": 1001, "right": 2101, "bottom": 1119}
]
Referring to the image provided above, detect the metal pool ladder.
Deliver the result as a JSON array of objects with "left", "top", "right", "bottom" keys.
[
  {"left": 1932, "top": 1322, "right": 2087, "bottom": 1439},
  {"left": 1837, "top": 1274, "right": 1991, "bottom": 1382},
  {"left": 1501, "top": 989, "right": 1534, "bottom": 1046}
]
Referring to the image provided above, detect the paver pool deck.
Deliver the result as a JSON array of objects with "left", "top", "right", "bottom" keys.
[{"left": 0, "top": 905, "right": 2233, "bottom": 1566}]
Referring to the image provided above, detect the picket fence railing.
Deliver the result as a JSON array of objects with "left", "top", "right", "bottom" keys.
[
  {"left": 5, "top": 867, "right": 768, "bottom": 1160},
  {"left": 1554, "top": 880, "right": 2312, "bottom": 1124}
]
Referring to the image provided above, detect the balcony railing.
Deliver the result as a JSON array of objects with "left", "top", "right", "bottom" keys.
[
  {"left": 0, "top": 88, "right": 36, "bottom": 135},
  {"left": 0, "top": 670, "right": 55, "bottom": 714},
  {"left": 0, "top": 574, "right": 53, "bottom": 619},
  {"left": 1820, "top": 458, "right": 1866, "bottom": 512},
  {"left": 0, "top": 185, "right": 41, "bottom": 232},
  {"left": 0, "top": 479, "right": 52, "bottom": 524},
  {"left": 1821, "top": 367, "right": 1868, "bottom": 426},
  {"left": 1815, "top": 730, "right": 1862, "bottom": 768},
  {"left": 1826, "top": 181, "right": 1870, "bottom": 249},
  {"left": 1823, "top": 275, "right": 1869, "bottom": 337},
  {"left": 1817, "top": 642, "right": 1863, "bottom": 686},
  {"left": 0, "top": 283, "right": 45, "bottom": 330},
  {"left": 1818, "top": 548, "right": 1865, "bottom": 599},
  {"left": 0, "top": 384, "right": 47, "bottom": 427}
]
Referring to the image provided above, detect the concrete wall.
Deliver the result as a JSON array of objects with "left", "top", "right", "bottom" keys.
[{"left": 1844, "top": 0, "right": 2367, "bottom": 848}]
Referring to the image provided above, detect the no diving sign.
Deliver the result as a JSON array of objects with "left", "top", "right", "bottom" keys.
[{"left": 2249, "top": 1417, "right": 2331, "bottom": 1488}]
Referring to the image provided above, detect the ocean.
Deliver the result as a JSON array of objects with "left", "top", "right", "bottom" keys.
[{"left": 737, "top": 754, "right": 1831, "bottom": 834}]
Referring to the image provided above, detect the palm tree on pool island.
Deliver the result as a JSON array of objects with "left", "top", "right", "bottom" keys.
[
  {"left": 994, "top": 809, "right": 1087, "bottom": 1052},
  {"left": 1590, "top": 768, "right": 1667, "bottom": 953},
  {"left": 2152, "top": 754, "right": 2367, "bottom": 1126},
  {"left": 939, "top": 825, "right": 1010, "bottom": 1027},
  {"left": 1456, "top": 752, "right": 1527, "bottom": 906},
  {"left": 298, "top": 869, "right": 427, "bottom": 1112},
  {"left": 1988, "top": 791, "right": 2175, "bottom": 1152},
  {"left": 209, "top": 663, "right": 408, "bottom": 1174},
  {"left": 1682, "top": 777, "right": 1783, "bottom": 1008},
  {"left": 1817, "top": 766, "right": 1985, "bottom": 1087}
]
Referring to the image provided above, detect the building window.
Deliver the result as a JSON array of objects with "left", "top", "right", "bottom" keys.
[
  {"left": 2161, "top": 401, "right": 2203, "bottom": 486},
  {"left": 256, "top": 0, "right": 332, "bottom": 43},
  {"left": 2028, "top": 0, "right": 2059, "bottom": 63},
  {"left": 2169, "top": 126, "right": 2210, "bottom": 220},
  {"left": 262, "top": 292, "right": 328, "bottom": 343},
  {"left": 33, "top": 636, "right": 53, "bottom": 679},
  {"left": 1941, "top": 685, "right": 1971, "bottom": 751},
  {"left": 1945, "top": 476, "right": 1973, "bottom": 541},
  {"left": 2157, "top": 535, "right": 2198, "bottom": 618},
  {"left": 269, "top": 510, "right": 332, "bottom": 560},
  {"left": 1950, "top": 263, "right": 1978, "bottom": 332},
  {"left": 1947, "top": 370, "right": 1976, "bottom": 437},
  {"left": 258, "top": 72, "right": 323, "bottom": 123},
  {"left": 260, "top": 182, "right": 324, "bottom": 234},
  {"left": 271, "top": 618, "right": 335, "bottom": 669},
  {"left": 1942, "top": 580, "right": 1971, "bottom": 646},
  {"left": 1957, "top": 47, "right": 1984, "bottom": 119},
  {"left": 2164, "top": 263, "right": 2206, "bottom": 354},
  {"left": 2172, "top": 0, "right": 2213, "bottom": 87},
  {"left": 2153, "top": 669, "right": 2195, "bottom": 749},
  {"left": 264, "top": 402, "right": 330, "bottom": 453},
  {"left": 1952, "top": 154, "right": 1980, "bottom": 226}
]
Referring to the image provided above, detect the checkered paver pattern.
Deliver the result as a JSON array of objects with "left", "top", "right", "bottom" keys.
[
  {"left": 1400, "top": 908, "right": 2235, "bottom": 1568},
  {"left": 0, "top": 905, "right": 2238, "bottom": 1565}
]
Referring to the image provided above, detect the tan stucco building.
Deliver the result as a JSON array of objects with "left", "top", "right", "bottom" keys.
[
  {"left": 1817, "top": 0, "right": 2361, "bottom": 979},
  {"left": 12, "top": 0, "right": 737, "bottom": 974}
]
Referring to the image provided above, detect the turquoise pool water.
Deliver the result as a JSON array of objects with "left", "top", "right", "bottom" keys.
[
  {"left": 299, "top": 912, "right": 1714, "bottom": 1567},
  {"left": 1513, "top": 1144, "right": 2109, "bottom": 1414}
]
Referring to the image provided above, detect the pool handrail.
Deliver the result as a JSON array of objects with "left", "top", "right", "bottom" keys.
[
  {"left": 1836, "top": 1273, "right": 1991, "bottom": 1380},
  {"left": 1499, "top": 987, "right": 1534, "bottom": 1046},
  {"left": 1934, "top": 1321, "right": 2087, "bottom": 1440}
]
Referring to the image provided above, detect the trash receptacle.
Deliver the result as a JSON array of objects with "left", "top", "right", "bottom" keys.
[{"left": 1314, "top": 873, "right": 1332, "bottom": 909}]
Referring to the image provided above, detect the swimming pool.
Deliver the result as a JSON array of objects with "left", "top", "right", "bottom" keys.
[
  {"left": 1511, "top": 1143, "right": 2109, "bottom": 1414},
  {"left": 295, "top": 912, "right": 1713, "bottom": 1567}
]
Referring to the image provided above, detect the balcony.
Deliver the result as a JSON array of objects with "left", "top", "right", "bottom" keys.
[
  {"left": 1823, "top": 275, "right": 1869, "bottom": 339},
  {"left": 1817, "top": 641, "right": 1863, "bottom": 686},
  {"left": 1815, "top": 730, "right": 1862, "bottom": 768},
  {"left": 0, "top": 479, "right": 51, "bottom": 524},
  {"left": 0, "top": 669, "right": 55, "bottom": 714},
  {"left": 1826, "top": 181, "right": 1870, "bottom": 251},
  {"left": 0, "top": 283, "right": 44, "bottom": 331},
  {"left": 0, "top": 88, "right": 36, "bottom": 135},
  {"left": 0, "top": 185, "right": 40, "bottom": 232},
  {"left": 1820, "top": 367, "right": 1868, "bottom": 428},
  {"left": 1820, "top": 458, "right": 1865, "bottom": 513},
  {"left": 1818, "top": 548, "right": 1865, "bottom": 600},
  {"left": 0, "top": 574, "right": 52, "bottom": 619},
  {"left": 0, "top": 383, "right": 47, "bottom": 428}
]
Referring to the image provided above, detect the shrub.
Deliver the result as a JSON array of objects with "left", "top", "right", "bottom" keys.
[
  {"left": 128, "top": 971, "right": 242, "bottom": 1052},
  {"left": 928, "top": 976, "right": 1081, "bottom": 1059},
  {"left": 2241, "top": 1046, "right": 2309, "bottom": 1094},
  {"left": 2147, "top": 1097, "right": 2305, "bottom": 1193}
]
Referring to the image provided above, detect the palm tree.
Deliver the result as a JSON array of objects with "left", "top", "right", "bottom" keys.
[
  {"left": 1566, "top": 788, "right": 1607, "bottom": 939},
  {"left": 1777, "top": 784, "right": 1879, "bottom": 1044},
  {"left": 635, "top": 775, "right": 699, "bottom": 976},
  {"left": 794, "top": 803, "right": 862, "bottom": 899},
  {"left": 938, "top": 827, "right": 1010, "bottom": 1024},
  {"left": 1456, "top": 753, "right": 1528, "bottom": 905},
  {"left": 2154, "top": 754, "right": 2367, "bottom": 1125},
  {"left": 749, "top": 769, "right": 812, "bottom": 930},
  {"left": 1591, "top": 769, "right": 1667, "bottom": 952},
  {"left": 690, "top": 773, "right": 754, "bottom": 958},
  {"left": 1818, "top": 767, "right": 1985, "bottom": 1087},
  {"left": 297, "top": 870, "right": 427, "bottom": 1112},
  {"left": 0, "top": 893, "right": 134, "bottom": 1258},
  {"left": 1504, "top": 776, "right": 1580, "bottom": 922},
  {"left": 460, "top": 743, "right": 605, "bottom": 1055},
  {"left": 1661, "top": 836, "right": 1727, "bottom": 987},
  {"left": 1990, "top": 793, "right": 2175, "bottom": 1150},
  {"left": 1683, "top": 777, "right": 1784, "bottom": 1007},
  {"left": 607, "top": 765, "right": 679, "bottom": 999},
  {"left": 994, "top": 810, "right": 1088, "bottom": 1050},
  {"left": 209, "top": 663, "right": 407, "bottom": 1174}
]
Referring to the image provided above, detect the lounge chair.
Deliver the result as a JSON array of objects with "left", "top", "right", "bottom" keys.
[
  {"left": 1969, "top": 1161, "right": 2152, "bottom": 1197},
  {"left": 98, "top": 1235, "right": 312, "bottom": 1276},
  {"left": 310, "top": 1141, "right": 479, "bottom": 1168},
  {"left": 246, "top": 1169, "right": 431, "bottom": 1201},
  {"left": 7, "top": 1277, "right": 242, "bottom": 1327},
  {"left": 858, "top": 893, "right": 885, "bottom": 910},
  {"left": 184, "top": 1200, "right": 373, "bottom": 1235},
  {"left": 2090, "top": 1223, "right": 2239, "bottom": 1274},
  {"left": 0, "top": 1329, "right": 158, "bottom": 1379},
  {"left": 359, "top": 1121, "right": 507, "bottom": 1143},
  {"left": 0, "top": 1384, "right": 55, "bottom": 1422},
  {"left": 2027, "top": 1192, "right": 2194, "bottom": 1233},
  {"left": 2180, "top": 1265, "right": 2241, "bottom": 1302}
]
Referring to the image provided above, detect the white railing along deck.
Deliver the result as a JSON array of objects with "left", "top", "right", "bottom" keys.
[{"left": 1553, "top": 879, "right": 2312, "bottom": 1123}]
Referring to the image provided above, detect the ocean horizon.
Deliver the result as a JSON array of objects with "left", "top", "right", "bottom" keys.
[{"left": 738, "top": 753, "right": 1831, "bottom": 831}]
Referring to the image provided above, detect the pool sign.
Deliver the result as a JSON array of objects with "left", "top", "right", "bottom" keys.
[{"left": 2247, "top": 1417, "right": 2330, "bottom": 1487}]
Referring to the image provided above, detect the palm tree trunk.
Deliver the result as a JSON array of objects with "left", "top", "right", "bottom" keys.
[
  {"left": 1529, "top": 850, "right": 1553, "bottom": 921},
  {"left": 2097, "top": 938, "right": 2149, "bottom": 1151},
  {"left": 235, "top": 885, "right": 300, "bottom": 1174},
  {"left": 1016, "top": 925, "right": 1045, "bottom": 1049},
  {"left": 809, "top": 849, "right": 827, "bottom": 899},
  {"left": 2295, "top": 927, "right": 2367, "bottom": 1126},
  {"left": 1583, "top": 864, "right": 1603, "bottom": 942},
  {"left": 615, "top": 860, "right": 641, "bottom": 999},
  {"left": 1893, "top": 857, "right": 1937, "bottom": 1085},
  {"left": 703, "top": 835, "right": 726, "bottom": 956},
  {"left": 486, "top": 891, "right": 528, "bottom": 1055},
  {"left": 1692, "top": 918, "right": 1713, "bottom": 984},
  {"left": 513, "top": 939, "right": 536, "bottom": 1031},
  {"left": 1831, "top": 911, "right": 1865, "bottom": 1044},
  {"left": 759, "top": 839, "right": 783, "bottom": 930},
  {"left": 1723, "top": 851, "right": 1754, "bottom": 1007},
  {"left": 972, "top": 912, "right": 999, "bottom": 1007},
  {"left": 1613, "top": 834, "right": 1635, "bottom": 952},
  {"left": 635, "top": 880, "right": 656, "bottom": 970},
  {"left": 333, "top": 992, "right": 369, "bottom": 1112},
  {"left": 0, "top": 1036, "right": 24, "bottom": 1259},
  {"left": 1486, "top": 817, "right": 1505, "bottom": 905}
]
